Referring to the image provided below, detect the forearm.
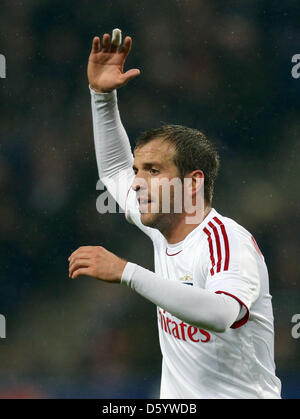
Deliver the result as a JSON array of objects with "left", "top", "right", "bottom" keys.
[
  {"left": 90, "top": 87, "right": 134, "bottom": 209},
  {"left": 121, "top": 263, "right": 241, "bottom": 333}
]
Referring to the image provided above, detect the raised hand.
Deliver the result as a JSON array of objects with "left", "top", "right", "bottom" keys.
[{"left": 87, "top": 32, "right": 140, "bottom": 93}]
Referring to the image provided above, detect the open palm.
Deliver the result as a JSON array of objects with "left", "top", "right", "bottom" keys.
[{"left": 87, "top": 33, "right": 140, "bottom": 93}]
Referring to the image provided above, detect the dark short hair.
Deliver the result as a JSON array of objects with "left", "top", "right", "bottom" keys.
[{"left": 134, "top": 124, "right": 220, "bottom": 204}]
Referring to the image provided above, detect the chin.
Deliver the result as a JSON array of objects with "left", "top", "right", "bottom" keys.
[
  {"left": 140, "top": 213, "right": 155, "bottom": 226},
  {"left": 141, "top": 212, "right": 172, "bottom": 231},
  {"left": 140, "top": 213, "right": 161, "bottom": 228}
]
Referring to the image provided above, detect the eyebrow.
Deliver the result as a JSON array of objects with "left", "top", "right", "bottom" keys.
[{"left": 132, "top": 162, "right": 163, "bottom": 171}]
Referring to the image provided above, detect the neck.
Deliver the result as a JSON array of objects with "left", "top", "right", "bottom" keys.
[{"left": 161, "top": 205, "right": 212, "bottom": 244}]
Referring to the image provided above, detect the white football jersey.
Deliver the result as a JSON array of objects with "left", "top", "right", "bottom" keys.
[
  {"left": 125, "top": 189, "right": 282, "bottom": 399},
  {"left": 89, "top": 88, "right": 281, "bottom": 399}
]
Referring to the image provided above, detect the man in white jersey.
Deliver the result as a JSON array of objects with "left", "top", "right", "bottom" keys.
[{"left": 68, "top": 31, "right": 282, "bottom": 399}]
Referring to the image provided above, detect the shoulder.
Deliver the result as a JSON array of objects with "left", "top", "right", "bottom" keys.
[
  {"left": 200, "top": 209, "right": 264, "bottom": 311},
  {"left": 206, "top": 209, "right": 252, "bottom": 241},
  {"left": 203, "top": 209, "right": 257, "bottom": 248},
  {"left": 214, "top": 211, "right": 265, "bottom": 261},
  {"left": 201, "top": 209, "right": 263, "bottom": 276}
]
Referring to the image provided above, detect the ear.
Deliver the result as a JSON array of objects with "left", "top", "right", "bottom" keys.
[
  {"left": 183, "top": 171, "right": 206, "bottom": 223},
  {"left": 188, "top": 170, "right": 205, "bottom": 197},
  {"left": 182, "top": 170, "right": 204, "bottom": 200}
]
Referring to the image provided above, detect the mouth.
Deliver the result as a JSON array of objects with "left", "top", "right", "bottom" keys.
[{"left": 138, "top": 197, "right": 152, "bottom": 209}]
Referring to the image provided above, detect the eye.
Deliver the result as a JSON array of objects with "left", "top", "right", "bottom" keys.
[{"left": 149, "top": 168, "right": 160, "bottom": 175}]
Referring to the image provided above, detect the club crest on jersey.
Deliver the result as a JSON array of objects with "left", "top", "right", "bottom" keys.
[{"left": 179, "top": 274, "right": 193, "bottom": 285}]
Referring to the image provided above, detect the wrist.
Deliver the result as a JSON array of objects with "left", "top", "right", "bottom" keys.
[
  {"left": 116, "top": 259, "right": 128, "bottom": 283},
  {"left": 89, "top": 84, "right": 114, "bottom": 94},
  {"left": 89, "top": 85, "right": 117, "bottom": 103},
  {"left": 120, "top": 262, "right": 138, "bottom": 286}
]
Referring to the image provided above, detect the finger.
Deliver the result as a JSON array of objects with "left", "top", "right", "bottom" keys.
[
  {"left": 110, "top": 28, "right": 122, "bottom": 53},
  {"left": 69, "top": 264, "right": 89, "bottom": 278},
  {"left": 69, "top": 259, "right": 92, "bottom": 277},
  {"left": 91, "top": 36, "right": 101, "bottom": 53},
  {"left": 68, "top": 252, "right": 92, "bottom": 262},
  {"left": 119, "top": 36, "right": 132, "bottom": 57},
  {"left": 69, "top": 246, "right": 97, "bottom": 259},
  {"left": 121, "top": 68, "right": 141, "bottom": 84},
  {"left": 71, "top": 267, "right": 94, "bottom": 279},
  {"left": 69, "top": 256, "right": 92, "bottom": 267},
  {"left": 102, "top": 33, "right": 110, "bottom": 52},
  {"left": 110, "top": 43, "right": 119, "bottom": 53}
]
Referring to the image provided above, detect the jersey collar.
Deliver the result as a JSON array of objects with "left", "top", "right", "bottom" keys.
[{"left": 164, "top": 208, "right": 218, "bottom": 252}]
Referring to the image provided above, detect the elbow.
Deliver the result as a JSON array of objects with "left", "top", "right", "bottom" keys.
[
  {"left": 206, "top": 316, "right": 232, "bottom": 334},
  {"left": 211, "top": 324, "right": 229, "bottom": 334},
  {"left": 191, "top": 318, "right": 229, "bottom": 334},
  {"left": 214, "top": 314, "right": 233, "bottom": 333}
]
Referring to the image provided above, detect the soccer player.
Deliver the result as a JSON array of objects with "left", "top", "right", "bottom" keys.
[{"left": 68, "top": 32, "right": 282, "bottom": 399}]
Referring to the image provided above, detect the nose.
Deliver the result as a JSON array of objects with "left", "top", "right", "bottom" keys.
[
  {"left": 131, "top": 175, "right": 148, "bottom": 193},
  {"left": 131, "top": 175, "right": 140, "bottom": 192}
]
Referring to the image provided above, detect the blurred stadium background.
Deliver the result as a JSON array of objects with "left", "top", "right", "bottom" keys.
[{"left": 0, "top": 0, "right": 299, "bottom": 399}]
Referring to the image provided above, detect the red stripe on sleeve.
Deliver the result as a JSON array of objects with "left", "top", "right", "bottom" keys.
[
  {"left": 208, "top": 221, "right": 222, "bottom": 273},
  {"left": 203, "top": 227, "right": 215, "bottom": 276},
  {"left": 213, "top": 217, "right": 230, "bottom": 271},
  {"left": 251, "top": 235, "right": 263, "bottom": 259}
]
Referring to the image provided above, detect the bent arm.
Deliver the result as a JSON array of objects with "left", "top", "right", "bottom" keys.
[{"left": 121, "top": 263, "right": 242, "bottom": 333}]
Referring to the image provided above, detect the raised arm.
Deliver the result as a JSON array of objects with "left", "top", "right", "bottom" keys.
[{"left": 88, "top": 32, "right": 140, "bottom": 210}]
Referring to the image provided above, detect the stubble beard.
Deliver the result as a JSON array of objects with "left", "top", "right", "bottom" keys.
[{"left": 140, "top": 202, "right": 181, "bottom": 237}]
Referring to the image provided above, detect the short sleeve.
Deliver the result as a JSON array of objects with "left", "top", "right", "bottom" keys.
[{"left": 203, "top": 217, "right": 261, "bottom": 328}]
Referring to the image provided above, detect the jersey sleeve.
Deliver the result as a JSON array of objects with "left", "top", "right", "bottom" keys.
[
  {"left": 90, "top": 86, "right": 159, "bottom": 242},
  {"left": 202, "top": 217, "right": 261, "bottom": 328}
]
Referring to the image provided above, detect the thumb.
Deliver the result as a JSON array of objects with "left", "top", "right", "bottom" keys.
[{"left": 122, "top": 68, "right": 141, "bottom": 83}]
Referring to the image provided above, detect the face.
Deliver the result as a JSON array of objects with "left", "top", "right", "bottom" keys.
[{"left": 132, "top": 138, "right": 182, "bottom": 230}]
